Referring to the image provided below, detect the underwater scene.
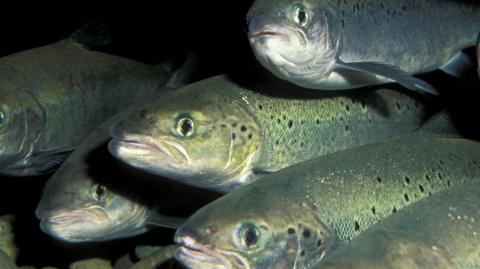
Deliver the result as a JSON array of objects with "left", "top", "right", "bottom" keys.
[{"left": 1, "top": 0, "right": 480, "bottom": 268}]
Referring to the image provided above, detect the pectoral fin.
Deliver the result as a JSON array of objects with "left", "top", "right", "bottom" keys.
[
  {"left": 439, "top": 51, "right": 474, "bottom": 79},
  {"left": 145, "top": 212, "right": 185, "bottom": 229},
  {"left": 29, "top": 147, "right": 75, "bottom": 175},
  {"left": 333, "top": 60, "right": 439, "bottom": 95}
]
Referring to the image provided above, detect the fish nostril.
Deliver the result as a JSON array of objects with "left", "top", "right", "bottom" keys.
[{"left": 175, "top": 227, "right": 201, "bottom": 245}]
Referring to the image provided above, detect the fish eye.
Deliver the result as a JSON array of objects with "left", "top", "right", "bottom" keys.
[
  {"left": 0, "top": 109, "right": 6, "bottom": 125},
  {"left": 293, "top": 4, "right": 309, "bottom": 27},
  {"left": 90, "top": 184, "right": 107, "bottom": 202},
  {"left": 175, "top": 117, "right": 195, "bottom": 138},
  {"left": 238, "top": 223, "right": 260, "bottom": 249}
]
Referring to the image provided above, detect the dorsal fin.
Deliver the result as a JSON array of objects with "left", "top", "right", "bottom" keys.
[{"left": 69, "top": 20, "right": 113, "bottom": 49}]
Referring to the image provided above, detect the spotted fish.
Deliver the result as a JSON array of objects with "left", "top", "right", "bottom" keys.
[
  {"left": 108, "top": 74, "right": 426, "bottom": 192},
  {"left": 174, "top": 133, "right": 480, "bottom": 269},
  {"left": 247, "top": 0, "right": 480, "bottom": 94}
]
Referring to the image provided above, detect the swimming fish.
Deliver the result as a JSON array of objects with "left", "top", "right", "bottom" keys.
[
  {"left": 35, "top": 108, "right": 218, "bottom": 242},
  {"left": 247, "top": 0, "right": 480, "bottom": 94},
  {"left": 108, "top": 74, "right": 426, "bottom": 192},
  {"left": 316, "top": 178, "right": 480, "bottom": 269},
  {"left": 0, "top": 23, "right": 182, "bottom": 176},
  {"left": 174, "top": 133, "right": 480, "bottom": 269}
]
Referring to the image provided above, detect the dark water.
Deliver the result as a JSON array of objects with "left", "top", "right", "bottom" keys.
[{"left": 0, "top": 1, "right": 480, "bottom": 268}]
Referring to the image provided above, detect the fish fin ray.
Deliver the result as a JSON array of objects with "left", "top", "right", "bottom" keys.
[
  {"left": 440, "top": 51, "right": 475, "bottom": 79},
  {"left": 69, "top": 20, "right": 113, "bottom": 49},
  {"left": 419, "top": 110, "right": 461, "bottom": 137},
  {"left": 333, "top": 60, "right": 438, "bottom": 95},
  {"left": 145, "top": 212, "right": 185, "bottom": 229},
  {"left": 29, "top": 147, "right": 75, "bottom": 174}
]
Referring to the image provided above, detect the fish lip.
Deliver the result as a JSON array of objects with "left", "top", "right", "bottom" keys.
[
  {"left": 175, "top": 235, "right": 228, "bottom": 267},
  {"left": 250, "top": 27, "right": 289, "bottom": 39},
  {"left": 111, "top": 137, "right": 158, "bottom": 152},
  {"left": 42, "top": 208, "right": 108, "bottom": 226}
]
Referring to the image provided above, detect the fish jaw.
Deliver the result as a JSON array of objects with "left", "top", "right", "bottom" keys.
[
  {"left": 175, "top": 233, "right": 232, "bottom": 269},
  {"left": 38, "top": 207, "right": 112, "bottom": 243}
]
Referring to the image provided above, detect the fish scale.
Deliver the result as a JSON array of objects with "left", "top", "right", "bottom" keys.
[
  {"left": 175, "top": 134, "right": 480, "bottom": 269},
  {"left": 248, "top": 0, "right": 480, "bottom": 93},
  {"left": 108, "top": 75, "right": 426, "bottom": 192}
]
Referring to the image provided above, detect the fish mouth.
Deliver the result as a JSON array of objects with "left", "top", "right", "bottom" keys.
[
  {"left": 175, "top": 236, "right": 229, "bottom": 269},
  {"left": 250, "top": 27, "right": 289, "bottom": 40},
  {"left": 42, "top": 207, "right": 109, "bottom": 225},
  {"left": 109, "top": 133, "right": 191, "bottom": 164}
]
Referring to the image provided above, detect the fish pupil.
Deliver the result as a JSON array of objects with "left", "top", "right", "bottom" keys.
[
  {"left": 95, "top": 185, "right": 106, "bottom": 199},
  {"left": 243, "top": 226, "right": 259, "bottom": 247},
  {"left": 298, "top": 10, "right": 306, "bottom": 23}
]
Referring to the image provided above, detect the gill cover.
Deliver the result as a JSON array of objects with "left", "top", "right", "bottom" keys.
[{"left": 0, "top": 86, "right": 46, "bottom": 175}]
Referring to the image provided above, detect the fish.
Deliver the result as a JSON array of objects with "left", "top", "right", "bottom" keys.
[
  {"left": 108, "top": 74, "right": 426, "bottom": 192},
  {"left": 247, "top": 0, "right": 480, "bottom": 94},
  {"left": 0, "top": 250, "right": 16, "bottom": 269},
  {"left": 35, "top": 111, "right": 219, "bottom": 243},
  {"left": 316, "top": 178, "right": 480, "bottom": 269},
  {"left": 174, "top": 133, "right": 480, "bottom": 269},
  {"left": 0, "top": 22, "right": 183, "bottom": 176},
  {"left": 477, "top": 33, "right": 480, "bottom": 77}
]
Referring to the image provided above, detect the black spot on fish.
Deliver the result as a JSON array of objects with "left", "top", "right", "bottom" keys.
[
  {"left": 354, "top": 221, "right": 360, "bottom": 231},
  {"left": 300, "top": 142, "right": 304, "bottom": 147},
  {"left": 377, "top": 177, "right": 382, "bottom": 183},
  {"left": 270, "top": 115, "right": 274, "bottom": 120},
  {"left": 283, "top": 115, "right": 287, "bottom": 120},
  {"left": 346, "top": 105, "right": 350, "bottom": 111},
  {"left": 287, "top": 228, "right": 296, "bottom": 234},
  {"left": 140, "top": 109, "right": 148, "bottom": 119},
  {"left": 221, "top": 123, "right": 227, "bottom": 128},
  {"left": 440, "top": 160, "right": 445, "bottom": 166},
  {"left": 345, "top": 125, "right": 349, "bottom": 132},
  {"left": 277, "top": 119, "right": 281, "bottom": 124},
  {"left": 232, "top": 133, "right": 236, "bottom": 140},
  {"left": 288, "top": 120, "right": 293, "bottom": 129},
  {"left": 419, "top": 185, "right": 425, "bottom": 193},
  {"left": 438, "top": 173, "right": 443, "bottom": 180},
  {"left": 275, "top": 140, "right": 279, "bottom": 145},
  {"left": 241, "top": 125, "right": 247, "bottom": 132},
  {"left": 258, "top": 105, "right": 263, "bottom": 110},
  {"left": 404, "top": 176, "right": 410, "bottom": 185},
  {"left": 392, "top": 207, "right": 398, "bottom": 213},
  {"left": 316, "top": 119, "right": 320, "bottom": 124},
  {"left": 361, "top": 101, "right": 366, "bottom": 109},
  {"left": 300, "top": 120, "right": 304, "bottom": 125},
  {"left": 447, "top": 180, "right": 451, "bottom": 187},
  {"left": 371, "top": 206, "right": 376, "bottom": 215},
  {"left": 248, "top": 134, "right": 253, "bottom": 140},
  {"left": 396, "top": 101, "right": 401, "bottom": 110},
  {"left": 232, "top": 123, "right": 238, "bottom": 128},
  {"left": 300, "top": 250, "right": 306, "bottom": 256},
  {"left": 303, "top": 229, "right": 311, "bottom": 238},
  {"left": 426, "top": 175, "right": 431, "bottom": 181},
  {"left": 404, "top": 193, "right": 409, "bottom": 202}
]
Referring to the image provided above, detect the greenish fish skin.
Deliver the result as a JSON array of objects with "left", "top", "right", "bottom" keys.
[
  {"left": 0, "top": 38, "right": 171, "bottom": 176},
  {"left": 317, "top": 179, "right": 480, "bottom": 269},
  {"left": 108, "top": 74, "right": 426, "bottom": 192},
  {"left": 247, "top": 0, "right": 479, "bottom": 92},
  {"left": 174, "top": 134, "right": 480, "bottom": 269},
  {"left": 0, "top": 250, "right": 16, "bottom": 269},
  {"left": 35, "top": 113, "right": 184, "bottom": 243}
]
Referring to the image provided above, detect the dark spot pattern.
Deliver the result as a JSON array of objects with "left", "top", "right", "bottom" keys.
[
  {"left": 288, "top": 228, "right": 296, "bottom": 234},
  {"left": 303, "top": 229, "right": 311, "bottom": 238},
  {"left": 354, "top": 221, "right": 360, "bottom": 231},
  {"left": 288, "top": 120, "right": 293, "bottom": 129}
]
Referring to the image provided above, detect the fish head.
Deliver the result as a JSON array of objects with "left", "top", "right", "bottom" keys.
[
  {"left": 109, "top": 78, "right": 261, "bottom": 191},
  {"left": 0, "top": 84, "right": 45, "bottom": 175},
  {"left": 247, "top": 0, "right": 340, "bottom": 88},
  {"left": 35, "top": 164, "right": 150, "bottom": 242},
  {"left": 175, "top": 182, "right": 337, "bottom": 269}
]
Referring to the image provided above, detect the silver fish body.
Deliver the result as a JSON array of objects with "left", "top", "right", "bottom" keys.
[
  {"left": 174, "top": 134, "right": 480, "bottom": 269},
  {"left": 248, "top": 0, "right": 479, "bottom": 93},
  {"left": 0, "top": 39, "right": 171, "bottom": 176},
  {"left": 109, "top": 75, "right": 426, "bottom": 192},
  {"left": 317, "top": 178, "right": 480, "bottom": 269}
]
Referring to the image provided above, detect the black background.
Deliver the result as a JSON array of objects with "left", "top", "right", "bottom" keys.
[{"left": 0, "top": 1, "right": 480, "bottom": 268}]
